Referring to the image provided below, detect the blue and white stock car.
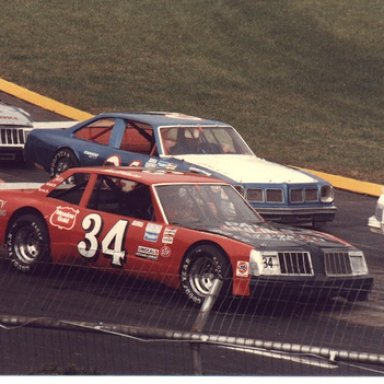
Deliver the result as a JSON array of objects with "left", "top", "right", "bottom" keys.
[{"left": 24, "top": 112, "right": 336, "bottom": 226}]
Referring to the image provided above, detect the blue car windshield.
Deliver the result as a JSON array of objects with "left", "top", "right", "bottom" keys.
[
  {"left": 159, "top": 126, "right": 253, "bottom": 155},
  {"left": 155, "top": 184, "right": 263, "bottom": 227}
]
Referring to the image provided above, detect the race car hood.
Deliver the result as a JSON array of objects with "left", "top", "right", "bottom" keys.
[
  {"left": 199, "top": 221, "right": 349, "bottom": 249},
  {"left": 0, "top": 104, "right": 32, "bottom": 127},
  {"left": 172, "top": 154, "right": 317, "bottom": 184}
]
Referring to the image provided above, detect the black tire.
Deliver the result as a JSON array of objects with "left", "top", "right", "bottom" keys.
[
  {"left": 7, "top": 214, "right": 50, "bottom": 272},
  {"left": 50, "top": 148, "right": 79, "bottom": 178},
  {"left": 180, "top": 244, "right": 231, "bottom": 305}
]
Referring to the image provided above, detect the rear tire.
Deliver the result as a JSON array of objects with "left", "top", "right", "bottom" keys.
[
  {"left": 180, "top": 244, "right": 231, "bottom": 305},
  {"left": 7, "top": 214, "right": 50, "bottom": 272},
  {"left": 50, "top": 148, "right": 79, "bottom": 178}
]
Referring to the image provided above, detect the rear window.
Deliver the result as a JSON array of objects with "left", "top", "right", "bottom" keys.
[{"left": 74, "top": 118, "right": 115, "bottom": 145}]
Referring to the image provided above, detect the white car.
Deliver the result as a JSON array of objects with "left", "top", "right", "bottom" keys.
[
  {"left": 0, "top": 101, "right": 76, "bottom": 161},
  {"left": 368, "top": 194, "right": 384, "bottom": 234}
]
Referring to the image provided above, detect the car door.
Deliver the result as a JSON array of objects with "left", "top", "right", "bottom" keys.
[
  {"left": 102, "top": 119, "right": 156, "bottom": 167},
  {"left": 45, "top": 171, "right": 95, "bottom": 265},
  {"left": 69, "top": 173, "right": 170, "bottom": 280}
]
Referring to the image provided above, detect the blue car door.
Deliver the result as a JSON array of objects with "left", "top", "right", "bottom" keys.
[{"left": 100, "top": 118, "right": 154, "bottom": 167}]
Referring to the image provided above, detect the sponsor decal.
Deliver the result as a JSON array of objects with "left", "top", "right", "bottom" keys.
[
  {"left": 188, "top": 166, "right": 212, "bottom": 176},
  {"left": 45, "top": 181, "right": 60, "bottom": 188},
  {"left": 157, "top": 160, "right": 169, "bottom": 168},
  {"left": 0, "top": 116, "right": 20, "bottom": 121},
  {"left": 160, "top": 245, "right": 172, "bottom": 258},
  {"left": 156, "top": 161, "right": 178, "bottom": 171},
  {"left": 162, "top": 227, "right": 177, "bottom": 244},
  {"left": 144, "top": 158, "right": 158, "bottom": 168},
  {"left": 131, "top": 220, "right": 144, "bottom": 228},
  {"left": 166, "top": 163, "right": 178, "bottom": 171},
  {"left": 221, "top": 221, "right": 334, "bottom": 245},
  {"left": 0, "top": 201, "right": 7, "bottom": 216},
  {"left": 84, "top": 150, "right": 99, "bottom": 159},
  {"left": 221, "top": 222, "right": 275, "bottom": 234},
  {"left": 105, "top": 155, "right": 121, "bottom": 166},
  {"left": 236, "top": 261, "right": 249, "bottom": 277},
  {"left": 144, "top": 223, "right": 163, "bottom": 242},
  {"left": 136, "top": 245, "right": 159, "bottom": 260},
  {"left": 129, "top": 160, "right": 142, "bottom": 167},
  {"left": 49, "top": 206, "right": 80, "bottom": 230},
  {"left": 54, "top": 176, "right": 65, "bottom": 183}
]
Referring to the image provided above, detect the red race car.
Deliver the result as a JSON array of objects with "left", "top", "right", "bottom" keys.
[{"left": 0, "top": 167, "right": 373, "bottom": 304}]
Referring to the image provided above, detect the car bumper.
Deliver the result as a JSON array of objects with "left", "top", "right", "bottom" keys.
[
  {"left": 368, "top": 215, "right": 383, "bottom": 234},
  {"left": 0, "top": 147, "right": 23, "bottom": 161},
  {"left": 254, "top": 206, "right": 336, "bottom": 224},
  {"left": 249, "top": 275, "right": 373, "bottom": 302}
]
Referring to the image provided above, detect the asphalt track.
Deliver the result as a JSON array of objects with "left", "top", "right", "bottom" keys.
[{"left": 1, "top": 91, "right": 384, "bottom": 375}]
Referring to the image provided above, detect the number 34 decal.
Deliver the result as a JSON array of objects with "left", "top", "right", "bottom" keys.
[{"left": 77, "top": 213, "right": 129, "bottom": 267}]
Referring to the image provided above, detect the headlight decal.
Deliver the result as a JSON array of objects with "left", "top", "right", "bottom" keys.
[
  {"left": 349, "top": 251, "right": 369, "bottom": 275},
  {"left": 320, "top": 185, "right": 335, "bottom": 203},
  {"left": 249, "top": 250, "right": 281, "bottom": 276}
]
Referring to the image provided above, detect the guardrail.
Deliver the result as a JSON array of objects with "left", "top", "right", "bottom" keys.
[{"left": 1, "top": 279, "right": 383, "bottom": 375}]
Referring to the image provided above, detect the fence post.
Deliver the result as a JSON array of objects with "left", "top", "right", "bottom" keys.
[{"left": 190, "top": 279, "right": 223, "bottom": 375}]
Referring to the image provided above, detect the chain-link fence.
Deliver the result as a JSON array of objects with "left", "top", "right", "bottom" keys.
[{"left": 1, "top": 258, "right": 383, "bottom": 375}]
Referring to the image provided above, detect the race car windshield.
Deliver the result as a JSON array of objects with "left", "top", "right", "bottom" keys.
[
  {"left": 155, "top": 184, "right": 263, "bottom": 227},
  {"left": 160, "top": 126, "right": 253, "bottom": 155}
]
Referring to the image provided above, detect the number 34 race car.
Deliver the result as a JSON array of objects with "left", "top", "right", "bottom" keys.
[{"left": 0, "top": 167, "right": 372, "bottom": 304}]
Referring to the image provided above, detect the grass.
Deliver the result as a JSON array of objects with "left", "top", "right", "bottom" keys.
[{"left": 1, "top": 0, "right": 384, "bottom": 182}]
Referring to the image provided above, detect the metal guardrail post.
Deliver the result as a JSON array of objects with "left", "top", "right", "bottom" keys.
[{"left": 190, "top": 279, "right": 223, "bottom": 375}]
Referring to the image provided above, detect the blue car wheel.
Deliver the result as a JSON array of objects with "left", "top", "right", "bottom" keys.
[{"left": 50, "top": 148, "right": 79, "bottom": 178}]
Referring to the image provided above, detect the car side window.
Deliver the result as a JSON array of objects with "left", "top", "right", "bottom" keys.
[
  {"left": 48, "top": 173, "right": 90, "bottom": 205},
  {"left": 87, "top": 175, "right": 154, "bottom": 220},
  {"left": 74, "top": 118, "right": 115, "bottom": 145},
  {"left": 119, "top": 122, "right": 154, "bottom": 154},
  {"left": 160, "top": 127, "right": 177, "bottom": 155}
]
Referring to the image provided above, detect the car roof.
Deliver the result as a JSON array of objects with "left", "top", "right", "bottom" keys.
[
  {"left": 69, "top": 166, "right": 225, "bottom": 185},
  {"left": 95, "top": 112, "right": 230, "bottom": 128}
]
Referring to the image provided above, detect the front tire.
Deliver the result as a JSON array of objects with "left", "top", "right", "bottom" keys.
[
  {"left": 7, "top": 214, "right": 50, "bottom": 272},
  {"left": 50, "top": 148, "right": 79, "bottom": 178},
  {"left": 180, "top": 244, "right": 231, "bottom": 305}
]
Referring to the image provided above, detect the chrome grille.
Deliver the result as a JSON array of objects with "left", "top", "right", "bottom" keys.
[
  {"left": 290, "top": 189, "right": 303, "bottom": 202},
  {"left": 278, "top": 251, "right": 313, "bottom": 275},
  {"left": 0, "top": 128, "right": 26, "bottom": 146},
  {"left": 246, "top": 188, "right": 263, "bottom": 202},
  {"left": 266, "top": 189, "right": 283, "bottom": 203},
  {"left": 324, "top": 251, "right": 352, "bottom": 276},
  {"left": 305, "top": 188, "right": 318, "bottom": 201},
  {"left": 290, "top": 187, "right": 318, "bottom": 203}
]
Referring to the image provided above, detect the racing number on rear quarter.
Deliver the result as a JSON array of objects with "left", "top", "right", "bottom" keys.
[{"left": 77, "top": 213, "right": 129, "bottom": 267}]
